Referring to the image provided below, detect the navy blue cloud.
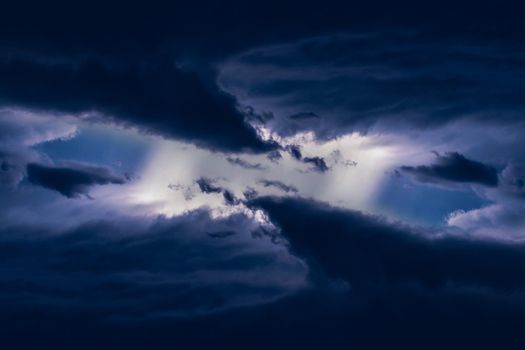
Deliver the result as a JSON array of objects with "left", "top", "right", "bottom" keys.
[
  {"left": 222, "top": 33, "right": 525, "bottom": 139},
  {"left": 0, "top": 209, "right": 303, "bottom": 323},
  {"left": 26, "top": 162, "right": 127, "bottom": 198},
  {"left": 3, "top": 197, "right": 525, "bottom": 349},
  {"left": 2, "top": 1, "right": 523, "bottom": 151},
  {"left": 0, "top": 59, "right": 270, "bottom": 152},
  {"left": 400, "top": 152, "right": 499, "bottom": 187},
  {"left": 253, "top": 196, "right": 525, "bottom": 291}
]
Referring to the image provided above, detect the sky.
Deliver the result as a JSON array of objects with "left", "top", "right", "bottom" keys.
[{"left": 1, "top": 1, "right": 525, "bottom": 349}]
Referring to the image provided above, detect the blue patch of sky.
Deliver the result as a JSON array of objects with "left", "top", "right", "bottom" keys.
[
  {"left": 374, "top": 175, "right": 491, "bottom": 227},
  {"left": 33, "top": 125, "right": 154, "bottom": 175}
]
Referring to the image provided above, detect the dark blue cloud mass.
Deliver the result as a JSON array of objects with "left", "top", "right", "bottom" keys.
[
  {"left": 400, "top": 152, "right": 499, "bottom": 187},
  {"left": 1, "top": 1, "right": 525, "bottom": 349},
  {"left": 0, "top": 59, "right": 270, "bottom": 152},
  {"left": 2, "top": 1, "right": 523, "bottom": 150},
  {"left": 26, "top": 162, "right": 128, "bottom": 198},
  {"left": 2, "top": 197, "right": 525, "bottom": 349},
  {"left": 221, "top": 33, "right": 525, "bottom": 139}
]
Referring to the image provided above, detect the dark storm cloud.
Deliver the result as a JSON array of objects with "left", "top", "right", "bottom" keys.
[
  {"left": 26, "top": 162, "right": 127, "bottom": 198},
  {"left": 257, "top": 180, "right": 298, "bottom": 193},
  {"left": 400, "top": 152, "right": 499, "bottom": 187},
  {"left": 221, "top": 33, "right": 525, "bottom": 139},
  {"left": 226, "top": 157, "right": 265, "bottom": 170},
  {"left": 1, "top": 2, "right": 523, "bottom": 151},
  {"left": 252, "top": 196, "right": 525, "bottom": 294},
  {"left": 0, "top": 59, "right": 270, "bottom": 152},
  {"left": 2, "top": 2, "right": 525, "bottom": 348},
  {"left": 242, "top": 197, "right": 525, "bottom": 349},
  {"left": 0, "top": 209, "right": 303, "bottom": 326},
  {"left": 4, "top": 196, "right": 525, "bottom": 348}
]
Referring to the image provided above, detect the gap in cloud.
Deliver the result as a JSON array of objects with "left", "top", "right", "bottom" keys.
[
  {"left": 125, "top": 130, "right": 411, "bottom": 219},
  {"left": 373, "top": 174, "right": 491, "bottom": 226},
  {"left": 34, "top": 124, "right": 155, "bottom": 175}
]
